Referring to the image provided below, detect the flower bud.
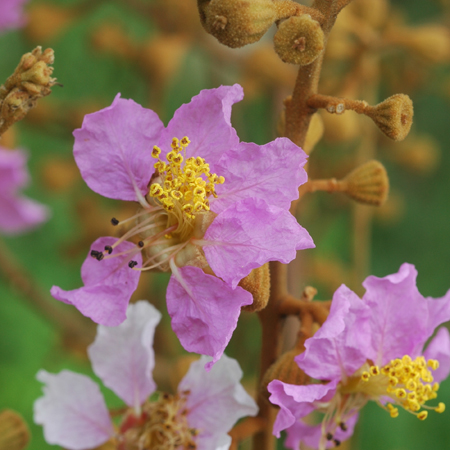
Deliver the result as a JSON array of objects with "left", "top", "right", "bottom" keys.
[
  {"left": 342, "top": 160, "right": 389, "bottom": 206},
  {"left": 274, "top": 14, "right": 325, "bottom": 65},
  {"left": 240, "top": 263, "right": 270, "bottom": 312},
  {"left": 198, "top": 0, "right": 298, "bottom": 48},
  {"left": 261, "top": 349, "right": 309, "bottom": 402},
  {"left": 0, "top": 410, "right": 30, "bottom": 450},
  {"left": 365, "top": 94, "right": 413, "bottom": 141}
]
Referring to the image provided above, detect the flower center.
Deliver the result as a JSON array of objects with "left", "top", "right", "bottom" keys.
[
  {"left": 149, "top": 136, "right": 224, "bottom": 240},
  {"left": 358, "top": 355, "right": 445, "bottom": 420},
  {"left": 120, "top": 391, "right": 199, "bottom": 450}
]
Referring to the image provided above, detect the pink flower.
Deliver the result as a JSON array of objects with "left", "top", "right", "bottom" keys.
[
  {"left": 51, "top": 84, "right": 314, "bottom": 367},
  {"left": 0, "top": 147, "right": 49, "bottom": 234},
  {"left": 0, "top": 0, "right": 29, "bottom": 33},
  {"left": 268, "top": 263, "right": 450, "bottom": 450},
  {"left": 34, "top": 301, "right": 258, "bottom": 450}
]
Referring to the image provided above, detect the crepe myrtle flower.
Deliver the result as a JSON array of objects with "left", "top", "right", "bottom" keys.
[
  {"left": 34, "top": 301, "right": 258, "bottom": 450},
  {"left": 0, "top": 0, "right": 29, "bottom": 32},
  {"left": 268, "top": 263, "right": 450, "bottom": 450},
  {"left": 51, "top": 84, "right": 314, "bottom": 368},
  {"left": 0, "top": 146, "right": 49, "bottom": 234}
]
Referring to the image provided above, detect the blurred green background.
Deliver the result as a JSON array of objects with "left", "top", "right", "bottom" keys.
[{"left": 1, "top": 0, "right": 450, "bottom": 449}]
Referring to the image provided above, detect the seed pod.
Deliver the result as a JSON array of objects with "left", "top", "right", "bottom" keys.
[
  {"left": 261, "top": 349, "right": 309, "bottom": 403},
  {"left": 240, "top": 263, "right": 270, "bottom": 312},
  {"left": 0, "top": 410, "right": 30, "bottom": 450},
  {"left": 274, "top": 15, "right": 325, "bottom": 65},
  {"left": 342, "top": 160, "right": 389, "bottom": 206},
  {"left": 365, "top": 94, "right": 413, "bottom": 141}
]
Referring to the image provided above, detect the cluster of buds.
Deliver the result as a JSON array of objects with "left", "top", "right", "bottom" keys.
[{"left": 0, "top": 46, "right": 57, "bottom": 136}]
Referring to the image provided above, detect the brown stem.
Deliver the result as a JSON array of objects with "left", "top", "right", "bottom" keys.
[
  {"left": 0, "top": 238, "right": 95, "bottom": 351},
  {"left": 299, "top": 178, "right": 346, "bottom": 196},
  {"left": 307, "top": 94, "right": 369, "bottom": 115},
  {"left": 278, "top": 295, "right": 329, "bottom": 325},
  {"left": 229, "top": 416, "right": 266, "bottom": 450}
]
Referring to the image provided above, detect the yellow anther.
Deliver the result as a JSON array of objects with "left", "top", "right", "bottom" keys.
[
  {"left": 416, "top": 357, "right": 426, "bottom": 368},
  {"left": 171, "top": 137, "right": 179, "bottom": 148},
  {"left": 152, "top": 145, "right": 162, "bottom": 158},
  {"left": 370, "top": 366, "right": 380, "bottom": 376},
  {"left": 395, "top": 389, "right": 406, "bottom": 399},
  {"left": 381, "top": 366, "right": 390, "bottom": 376},
  {"left": 150, "top": 183, "right": 163, "bottom": 196},
  {"left": 165, "top": 233, "right": 173, "bottom": 239},
  {"left": 167, "top": 151, "right": 176, "bottom": 161},
  {"left": 171, "top": 191, "right": 183, "bottom": 200},
  {"left": 428, "top": 359, "right": 439, "bottom": 370},
  {"left": 195, "top": 157, "right": 204, "bottom": 166},
  {"left": 182, "top": 204, "right": 194, "bottom": 215},
  {"left": 193, "top": 186, "right": 206, "bottom": 197},
  {"left": 194, "top": 201, "right": 204, "bottom": 212},
  {"left": 195, "top": 178, "right": 206, "bottom": 187},
  {"left": 389, "top": 408, "right": 399, "bottom": 418},
  {"left": 389, "top": 376, "right": 398, "bottom": 387},
  {"left": 407, "top": 392, "right": 417, "bottom": 401},
  {"left": 180, "top": 136, "right": 190, "bottom": 146},
  {"left": 164, "top": 201, "right": 174, "bottom": 212},
  {"left": 172, "top": 154, "right": 183, "bottom": 165},
  {"left": 164, "top": 180, "right": 172, "bottom": 190},
  {"left": 159, "top": 192, "right": 169, "bottom": 201},
  {"left": 432, "top": 383, "right": 440, "bottom": 392},
  {"left": 361, "top": 372, "right": 370, "bottom": 382},
  {"left": 406, "top": 380, "right": 417, "bottom": 391},
  {"left": 436, "top": 402, "right": 445, "bottom": 413},
  {"left": 186, "top": 157, "right": 196, "bottom": 164},
  {"left": 218, "top": 175, "right": 225, "bottom": 184},
  {"left": 402, "top": 355, "right": 412, "bottom": 365},
  {"left": 392, "top": 359, "right": 403, "bottom": 368},
  {"left": 417, "top": 411, "right": 428, "bottom": 421}
]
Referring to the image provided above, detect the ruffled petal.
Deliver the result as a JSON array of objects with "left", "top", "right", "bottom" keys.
[
  {"left": 166, "top": 266, "right": 252, "bottom": 369},
  {"left": 34, "top": 370, "right": 114, "bottom": 450},
  {"left": 73, "top": 94, "right": 164, "bottom": 202},
  {"left": 296, "top": 285, "right": 371, "bottom": 380},
  {"left": 423, "top": 327, "right": 450, "bottom": 383},
  {"left": 159, "top": 85, "right": 243, "bottom": 171},
  {"left": 362, "top": 263, "right": 429, "bottom": 365},
  {"left": 268, "top": 379, "right": 338, "bottom": 437},
  {"left": 0, "top": 193, "right": 49, "bottom": 234},
  {"left": 88, "top": 301, "right": 161, "bottom": 410},
  {"left": 50, "top": 237, "right": 141, "bottom": 326},
  {"left": 203, "top": 198, "right": 314, "bottom": 288},
  {"left": 212, "top": 138, "right": 308, "bottom": 214},
  {"left": 284, "top": 414, "right": 358, "bottom": 450},
  {"left": 179, "top": 355, "right": 258, "bottom": 450},
  {"left": 425, "top": 289, "right": 450, "bottom": 340}
]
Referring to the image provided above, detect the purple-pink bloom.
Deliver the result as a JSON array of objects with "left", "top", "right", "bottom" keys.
[
  {"left": 268, "top": 263, "right": 450, "bottom": 450},
  {"left": 53, "top": 84, "right": 314, "bottom": 367},
  {"left": 0, "top": 147, "right": 49, "bottom": 234},
  {"left": 34, "top": 301, "right": 258, "bottom": 450},
  {"left": 0, "top": 0, "right": 29, "bottom": 33}
]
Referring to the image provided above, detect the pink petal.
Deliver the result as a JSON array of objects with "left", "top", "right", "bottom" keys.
[
  {"left": 34, "top": 370, "right": 114, "bottom": 450},
  {"left": 0, "top": 147, "right": 29, "bottom": 190},
  {"left": 0, "top": 193, "right": 49, "bottom": 234},
  {"left": 179, "top": 355, "right": 258, "bottom": 450},
  {"left": 285, "top": 414, "right": 358, "bottom": 450},
  {"left": 423, "top": 327, "right": 450, "bottom": 383},
  {"left": 73, "top": 94, "right": 164, "bottom": 202},
  {"left": 203, "top": 198, "right": 314, "bottom": 288},
  {"left": 425, "top": 289, "right": 450, "bottom": 340},
  {"left": 0, "top": 0, "right": 28, "bottom": 31},
  {"left": 268, "top": 379, "right": 338, "bottom": 437},
  {"left": 51, "top": 237, "right": 141, "bottom": 326},
  {"left": 296, "top": 285, "right": 371, "bottom": 380},
  {"left": 212, "top": 138, "right": 308, "bottom": 214},
  {"left": 166, "top": 266, "right": 252, "bottom": 368},
  {"left": 88, "top": 301, "right": 161, "bottom": 410},
  {"left": 158, "top": 85, "right": 243, "bottom": 170}
]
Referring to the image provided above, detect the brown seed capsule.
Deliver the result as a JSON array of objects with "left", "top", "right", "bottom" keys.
[
  {"left": 342, "top": 160, "right": 389, "bottom": 206},
  {"left": 274, "top": 15, "right": 325, "bottom": 65},
  {"left": 0, "top": 410, "right": 30, "bottom": 450},
  {"left": 240, "top": 263, "right": 270, "bottom": 312},
  {"left": 260, "top": 349, "right": 309, "bottom": 403},
  {"left": 198, "top": 0, "right": 299, "bottom": 48},
  {"left": 364, "top": 94, "right": 413, "bottom": 141}
]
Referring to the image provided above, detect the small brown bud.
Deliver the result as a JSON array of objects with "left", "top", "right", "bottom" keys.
[
  {"left": 274, "top": 15, "right": 325, "bottom": 65},
  {"left": 240, "top": 263, "right": 270, "bottom": 312},
  {"left": 198, "top": 0, "right": 298, "bottom": 48},
  {"left": 0, "top": 410, "right": 30, "bottom": 450},
  {"left": 365, "top": 94, "right": 413, "bottom": 141},
  {"left": 342, "top": 160, "right": 389, "bottom": 206},
  {"left": 261, "top": 349, "right": 309, "bottom": 403}
]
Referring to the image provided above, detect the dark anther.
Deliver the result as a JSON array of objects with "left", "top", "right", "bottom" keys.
[
  {"left": 96, "top": 252, "right": 104, "bottom": 261},
  {"left": 104, "top": 245, "right": 113, "bottom": 254},
  {"left": 90, "top": 250, "right": 100, "bottom": 258},
  {"left": 111, "top": 217, "right": 119, "bottom": 226},
  {"left": 333, "top": 439, "right": 341, "bottom": 447},
  {"left": 339, "top": 422, "right": 347, "bottom": 431},
  {"left": 326, "top": 433, "right": 333, "bottom": 441},
  {"left": 138, "top": 241, "right": 144, "bottom": 248},
  {"left": 128, "top": 260, "right": 138, "bottom": 268}
]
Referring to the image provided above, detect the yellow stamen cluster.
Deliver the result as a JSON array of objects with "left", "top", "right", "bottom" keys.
[
  {"left": 361, "top": 355, "right": 444, "bottom": 420},
  {"left": 149, "top": 137, "right": 225, "bottom": 221},
  {"left": 123, "top": 391, "right": 198, "bottom": 450}
]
